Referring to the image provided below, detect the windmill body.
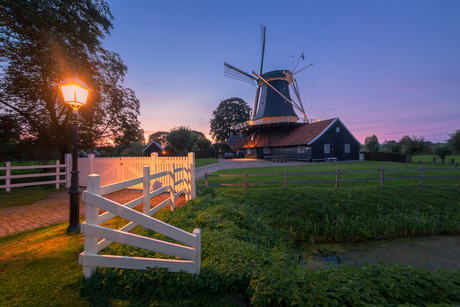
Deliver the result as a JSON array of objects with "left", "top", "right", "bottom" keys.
[{"left": 254, "top": 70, "right": 297, "bottom": 121}]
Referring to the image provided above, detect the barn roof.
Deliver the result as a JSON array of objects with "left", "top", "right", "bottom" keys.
[
  {"left": 271, "top": 118, "right": 336, "bottom": 147},
  {"left": 143, "top": 141, "right": 164, "bottom": 153},
  {"left": 228, "top": 118, "right": 360, "bottom": 149}
]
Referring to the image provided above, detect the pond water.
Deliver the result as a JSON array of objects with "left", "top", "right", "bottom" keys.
[{"left": 297, "top": 235, "right": 460, "bottom": 271}]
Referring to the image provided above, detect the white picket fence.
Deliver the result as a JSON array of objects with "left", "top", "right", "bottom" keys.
[
  {"left": 0, "top": 161, "right": 67, "bottom": 192},
  {"left": 76, "top": 153, "right": 192, "bottom": 193},
  {"left": 80, "top": 155, "right": 200, "bottom": 279}
]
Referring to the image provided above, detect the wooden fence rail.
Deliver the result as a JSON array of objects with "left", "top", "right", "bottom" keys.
[
  {"left": 80, "top": 155, "right": 200, "bottom": 279},
  {"left": 0, "top": 161, "right": 67, "bottom": 192},
  {"left": 201, "top": 166, "right": 459, "bottom": 190}
]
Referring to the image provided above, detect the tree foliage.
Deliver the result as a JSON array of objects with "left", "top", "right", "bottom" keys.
[
  {"left": 447, "top": 129, "right": 460, "bottom": 152},
  {"left": 147, "top": 131, "right": 168, "bottom": 146},
  {"left": 0, "top": 0, "right": 143, "bottom": 159},
  {"left": 399, "top": 135, "right": 426, "bottom": 162},
  {"left": 433, "top": 145, "right": 453, "bottom": 163},
  {"left": 210, "top": 97, "right": 251, "bottom": 143},
  {"left": 165, "top": 126, "right": 195, "bottom": 156},
  {"left": 363, "top": 135, "right": 380, "bottom": 152}
]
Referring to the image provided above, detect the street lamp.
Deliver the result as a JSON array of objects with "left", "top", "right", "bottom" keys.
[{"left": 59, "top": 77, "right": 91, "bottom": 232}]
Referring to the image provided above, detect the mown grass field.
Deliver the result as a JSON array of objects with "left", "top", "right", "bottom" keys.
[
  {"left": 1, "top": 160, "right": 460, "bottom": 305},
  {"left": 195, "top": 157, "right": 219, "bottom": 168},
  {"left": 201, "top": 160, "right": 460, "bottom": 189}
]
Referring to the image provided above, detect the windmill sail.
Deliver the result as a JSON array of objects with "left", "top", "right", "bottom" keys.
[{"left": 224, "top": 62, "right": 257, "bottom": 86}]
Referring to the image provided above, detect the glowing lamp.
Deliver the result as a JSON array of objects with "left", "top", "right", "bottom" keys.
[{"left": 59, "top": 77, "right": 91, "bottom": 109}]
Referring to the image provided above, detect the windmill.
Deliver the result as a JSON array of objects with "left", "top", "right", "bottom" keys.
[{"left": 224, "top": 24, "right": 314, "bottom": 127}]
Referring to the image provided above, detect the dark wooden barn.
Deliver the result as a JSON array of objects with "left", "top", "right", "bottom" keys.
[
  {"left": 143, "top": 141, "right": 179, "bottom": 157},
  {"left": 229, "top": 117, "right": 360, "bottom": 161}
]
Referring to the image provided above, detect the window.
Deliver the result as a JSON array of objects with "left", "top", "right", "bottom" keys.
[
  {"left": 298, "top": 146, "right": 305, "bottom": 153},
  {"left": 305, "top": 147, "right": 312, "bottom": 152},
  {"left": 336, "top": 127, "right": 340, "bottom": 133},
  {"left": 247, "top": 148, "right": 251, "bottom": 155},
  {"left": 263, "top": 147, "right": 271, "bottom": 154},
  {"left": 324, "top": 144, "right": 330, "bottom": 154},
  {"left": 344, "top": 144, "right": 350, "bottom": 153}
]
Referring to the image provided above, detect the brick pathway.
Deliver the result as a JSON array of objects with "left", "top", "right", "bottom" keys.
[
  {"left": 0, "top": 189, "right": 186, "bottom": 238},
  {"left": 0, "top": 191, "right": 85, "bottom": 237}
]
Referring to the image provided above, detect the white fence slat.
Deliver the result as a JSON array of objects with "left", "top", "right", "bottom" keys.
[
  {"left": 151, "top": 185, "right": 170, "bottom": 198},
  {"left": 149, "top": 198, "right": 171, "bottom": 215},
  {"left": 0, "top": 172, "right": 65, "bottom": 179},
  {"left": 83, "top": 224, "right": 196, "bottom": 260},
  {"left": 79, "top": 253, "right": 197, "bottom": 273},
  {"left": 99, "top": 177, "right": 143, "bottom": 195},
  {"left": 85, "top": 192, "right": 197, "bottom": 246},
  {"left": 97, "top": 221, "right": 139, "bottom": 252},
  {"left": 149, "top": 170, "right": 169, "bottom": 181},
  {"left": 97, "top": 195, "right": 143, "bottom": 224}
]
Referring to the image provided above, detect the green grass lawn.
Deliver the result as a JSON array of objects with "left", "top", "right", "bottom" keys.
[
  {"left": 1, "top": 160, "right": 460, "bottom": 305},
  {"left": 195, "top": 157, "right": 219, "bottom": 168},
  {"left": 0, "top": 186, "right": 59, "bottom": 209},
  {"left": 203, "top": 160, "right": 460, "bottom": 189}
]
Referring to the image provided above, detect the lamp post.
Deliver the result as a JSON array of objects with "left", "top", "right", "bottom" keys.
[{"left": 59, "top": 77, "right": 91, "bottom": 232}]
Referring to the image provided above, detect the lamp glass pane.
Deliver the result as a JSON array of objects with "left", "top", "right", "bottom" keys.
[{"left": 60, "top": 84, "right": 89, "bottom": 105}]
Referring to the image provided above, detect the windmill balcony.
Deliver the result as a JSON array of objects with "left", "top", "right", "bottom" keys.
[{"left": 234, "top": 117, "right": 321, "bottom": 131}]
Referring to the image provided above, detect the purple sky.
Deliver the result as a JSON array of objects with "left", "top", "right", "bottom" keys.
[{"left": 103, "top": 0, "right": 460, "bottom": 143}]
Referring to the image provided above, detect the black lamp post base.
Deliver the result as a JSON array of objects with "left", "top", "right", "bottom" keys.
[{"left": 66, "top": 224, "right": 81, "bottom": 233}]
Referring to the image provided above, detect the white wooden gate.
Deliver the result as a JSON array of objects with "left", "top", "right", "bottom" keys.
[{"left": 80, "top": 164, "right": 200, "bottom": 279}]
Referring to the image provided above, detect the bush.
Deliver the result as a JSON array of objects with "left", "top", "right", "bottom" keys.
[
  {"left": 82, "top": 187, "right": 460, "bottom": 305},
  {"left": 363, "top": 151, "right": 406, "bottom": 163}
]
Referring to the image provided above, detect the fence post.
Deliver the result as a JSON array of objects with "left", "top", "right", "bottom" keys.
[
  {"left": 56, "top": 160, "right": 60, "bottom": 190},
  {"left": 170, "top": 162, "right": 175, "bottom": 211},
  {"left": 188, "top": 152, "right": 196, "bottom": 200},
  {"left": 335, "top": 169, "right": 339, "bottom": 189},
  {"left": 6, "top": 162, "right": 11, "bottom": 192},
  {"left": 205, "top": 172, "right": 208, "bottom": 188},
  {"left": 419, "top": 166, "right": 424, "bottom": 186},
  {"left": 380, "top": 167, "right": 384, "bottom": 188},
  {"left": 284, "top": 170, "right": 288, "bottom": 189},
  {"left": 244, "top": 171, "right": 248, "bottom": 191},
  {"left": 143, "top": 166, "right": 150, "bottom": 215},
  {"left": 193, "top": 228, "right": 201, "bottom": 274},
  {"left": 65, "top": 153, "right": 72, "bottom": 188},
  {"left": 83, "top": 174, "right": 101, "bottom": 279},
  {"left": 89, "top": 154, "right": 95, "bottom": 174}
]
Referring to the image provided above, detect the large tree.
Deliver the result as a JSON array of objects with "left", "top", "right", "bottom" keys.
[
  {"left": 0, "top": 0, "right": 143, "bottom": 160},
  {"left": 210, "top": 97, "right": 251, "bottom": 143},
  {"left": 447, "top": 129, "right": 460, "bottom": 152},
  {"left": 363, "top": 135, "right": 380, "bottom": 152},
  {"left": 165, "top": 126, "right": 195, "bottom": 156},
  {"left": 399, "top": 135, "right": 426, "bottom": 162}
]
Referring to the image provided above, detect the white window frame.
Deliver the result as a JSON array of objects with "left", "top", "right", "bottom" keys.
[
  {"left": 298, "top": 146, "right": 305, "bottom": 153},
  {"left": 344, "top": 144, "right": 350, "bottom": 153},
  {"left": 336, "top": 127, "right": 340, "bottom": 133},
  {"left": 305, "top": 147, "right": 311, "bottom": 152},
  {"left": 324, "top": 144, "right": 331, "bottom": 154}
]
